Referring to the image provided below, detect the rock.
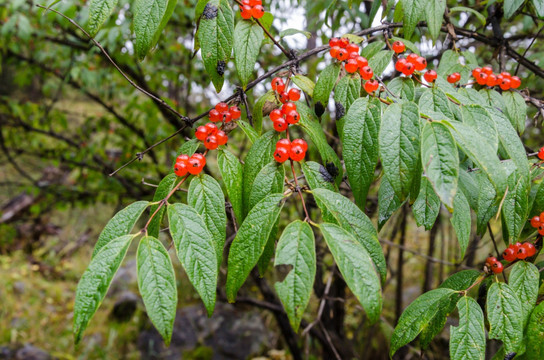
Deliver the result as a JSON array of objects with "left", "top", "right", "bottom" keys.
[
  {"left": 110, "top": 291, "right": 139, "bottom": 323},
  {"left": 15, "top": 344, "right": 51, "bottom": 360},
  {"left": 0, "top": 346, "right": 13, "bottom": 359}
]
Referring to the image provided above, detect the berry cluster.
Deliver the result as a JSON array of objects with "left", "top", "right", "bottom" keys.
[
  {"left": 502, "top": 242, "right": 537, "bottom": 262},
  {"left": 530, "top": 213, "right": 544, "bottom": 235},
  {"left": 209, "top": 102, "right": 241, "bottom": 123},
  {"left": 485, "top": 256, "right": 504, "bottom": 274},
  {"left": 395, "top": 53, "right": 428, "bottom": 76},
  {"left": 273, "top": 138, "right": 308, "bottom": 163},
  {"left": 174, "top": 153, "right": 206, "bottom": 177},
  {"left": 328, "top": 37, "right": 379, "bottom": 93},
  {"left": 270, "top": 77, "right": 301, "bottom": 131},
  {"left": 471, "top": 67, "right": 521, "bottom": 90},
  {"left": 195, "top": 122, "right": 228, "bottom": 150},
  {"left": 240, "top": 0, "right": 264, "bottom": 19},
  {"left": 537, "top": 146, "right": 544, "bottom": 160}
]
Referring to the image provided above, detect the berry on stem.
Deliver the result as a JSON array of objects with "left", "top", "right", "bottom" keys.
[
  {"left": 274, "top": 147, "right": 289, "bottom": 163},
  {"left": 215, "top": 102, "right": 228, "bottom": 113},
  {"left": 216, "top": 130, "right": 228, "bottom": 145},
  {"left": 281, "top": 102, "right": 297, "bottom": 114},
  {"left": 251, "top": 5, "right": 264, "bottom": 18},
  {"left": 538, "top": 146, "right": 544, "bottom": 160},
  {"left": 270, "top": 109, "right": 282, "bottom": 122},
  {"left": 289, "top": 145, "right": 306, "bottom": 161},
  {"left": 502, "top": 247, "right": 516, "bottom": 262},
  {"left": 414, "top": 56, "right": 427, "bottom": 71},
  {"left": 447, "top": 72, "right": 461, "bottom": 84},
  {"left": 288, "top": 88, "right": 301, "bottom": 101},
  {"left": 195, "top": 126, "right": 209, "bottom": 141},
  {"left": 392, "top": 41, "right": 405, "bottom": 53},
  {"left": 364, "top": 79, "right": 379, "bottom": 93},
  {"left": 209, "top": 109, "right": 221, "bottom": 122},
  {"left": 286, "top": 110, "right": 300, "bottom": 124},
  {"left": 424, "top": 69, "right": 437, "bottom": 83},
  {"left": 337, "top": 48, "right": 348, "bottom": 61},
  {"left": 273, "top": 117, "right": 288, "bottom": 131},
  {"left": 360, "top": 66, "right": 373, "bottom": 80},
  {"left": 229, "top": 106, "right": 241, "bottom": 119},
  {"left": 291, "top": 139, "right": 307, "bottom": 152},
  {"left": 345, "top": 59, "right": 358, "bottom": 73}
]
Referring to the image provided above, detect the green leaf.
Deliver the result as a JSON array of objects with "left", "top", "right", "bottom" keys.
[
  {"left": 173, "top": 139, "right": 200, "bottom": 166},
  {"left": 237, "top": 119, "right": 259, "bottom": 143},
  {"left": 188, "top": 175, "right": 227, "bottom": 266},
  {"left": 148, "top": 174, "right": 177, "bottom": 238},
  {"left": 291, "top": 75, "right": 315, "bottom": 97},
  {"left": 475, "top": 171, "right": 500, "bottom": 235},
  {"left": 421, "top": 121, "right": 459, "bottom": 209},
  {"left": 386, "top": 77, "right": 415, "bottom": 101},
  {"left": 252, "top": 90, "right": 275, "bottom": 135},
  {"left": 233, "top": 20, "right": 264, "bottom": 88},
  {"left": 312, "top": 188, "right": 387, "bottom": 283},
  {"left": 425, "top": 0, "right": 446, "bottom": 41},
  {"left": 368, "top": 50, "right": 393, "bottom": 77},
  {"left": 249, "top": 162, "right": 284, "bottom": 211},
  {"left": 504, "top": 0, "right": 525, "bottom": 18},
  {"left": 151, "top": 0, "right": 178, "bottom": 48},
  {"left": 439, "top": 270, "right": 480, "bottom": 291},
  {"left": 450, "top": 190, "right": 471, "bottom": 258},
  {"left": 437, "top": 50, "right": 460, "bottom": 76},
  {"left": 379, "top": 102, "right": 420, "bottom": 202},
  {"left": 136, "top": 236, "right": 177, "bottom": 346},
  {"left": 450, "top": 296, "right": 486, "bottom": 360},
  {"left": 526, "top": 302, "right": 544, "bottom": 359},
  {"left": 74, "top": 234, "right": 134, "bottom": 343},
  {"left": 502, "top": 171, "right": 530, "bottom": 242},
  {"left": 510, "top": 261, "right": 539, "bottom": 326},
  {"left": 533, "top": 0, "right": 544, "bottom": 17},
  {"left": 196, "top": 0, "right": 234, "bottom": 92},
  {"left": 226, "top": 193, "right": 285, "bottom": 301},
  {"left": 87, "top": 0, "right": 119, "bottom": 36},
  {"left": 343, "top": 98, "right": 381, "bottom": 209},
  {"left": 133, "top": 0, "right": 169, "bottom": 60},
  {"left": 418, "top": 87, "right": 453, "bottom": 120},
  {"left": 360, "top": 41, "right": 385, "bottom": 59},
  {"left": 242, "top": 131, "right": 278, "bottom": 217},
  {"left": 296, "top": 102, "right": 343, "bottom": 186},
  {"left": 390, "top": 288, "right": 456, "bottom": 356},
  {"left": 319, "top": 223, "right": 382, "bottom": 323},
  {"left": 378, "top": 176, "right": 403, "bottom": 230},
  {"left": 313, "top": 62, "right": 341, "bottom": 115},
  {"left": 341, "top": 33, "right": 365, "bottom": 43},
  {"left": 92, "top": 201, "right": 149, "bottom": 258},
  {"left": 412, "top": 177, "right": 440, "bottom": 230},
  {"left": 486, "top": 282, "right": 524, "bottom": 353},
  {"left": 461, "top": 105, "right": 498, "bottom": 153},
  {"left": 400, "top": 0, "right": 424, "bottom": 38},
  {"left": 333, "top": 73, "right": 361, "bottom": 137},
  {"left": 301, "top": 161, "right": 338, "bottom": 192},
  {"left": 168, "top": 203, "right": 218, "bottom": 316},
  {"left": 449, "top": 6, "right": 486, "bottom": 26},
  {"left": 218, "top": 149, "right": 244, "bottom": 223},
  {"left": 279, "top": 28, "right": 311, "bottom": 39},
  {"left": 274, "top": 220, "right": 316, "bottom": 331},
  {"left": 419, "top": 289, "right": 459, "bottom": 350},
  {"left": 502, "top": 91, "right": 526, "bottom": 134}
]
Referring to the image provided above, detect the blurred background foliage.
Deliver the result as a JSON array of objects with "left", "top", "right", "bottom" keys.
[{"left": 0, "top": 0, "right": 543, "bottom": 358}]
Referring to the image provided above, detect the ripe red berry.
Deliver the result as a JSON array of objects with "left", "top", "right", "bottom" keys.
[
  {"left": 348, "top": 51, "right": 359, "bottom": 60},
  {"left": 174, "top": 161, "right": 188, "bottom": 177},
  {"left": 522, "top": 243, "right": 537, "bottom": 257},
  {"left": 188, "top": 155, "right": 205, "bottom": 175},
  {"left": 346, "top": 43, "right": 359, "bottom": 54},
  {"left": 240, "top": 5, "right": 252, "bottom": 19},
  {"left": 492, "top": 261, "right": 504, "bottom": 274},
  {"left": 364, "top": 79, "right": 379, "bottom": 93},
  {"left": 204, "top": 122, "right": 218, "bottom": 135},
  {"left": 271, "top": 77, "right": 284, "bottom": 92},
  {"left": 288, "top": 88, "right": 301, "bottom": 101},
  {"left": 486, "top": 74, "right": 498, "bottom": 87},
  {"left": 345, "top": 59, "right": 359, "bottom": 73},
  {"left": 500, "top": 72, "right": 511, "bottom": 79},
  {"left": 274, "top": 147, "right": 289, "bottom": 163},
  {"left": 329, "top": 37, "right": 341, "bottom": 48},
  {"left": 215, "top": 102, "right": 228, "bottom": 113},
  {"left": 251, "top": 5, "right": 264, "bottom": 18},
  {"left": 279, "top": 91, "right": 289, "bottom": 103},
  {"left": 510, "top": 76, "right": 521, "bottom": 89},
  {"left": 269, "top": 109, "right": 282, "bottom": 122},
  {"left": 242, "top": 0, "right": 250, "bottom": 5},
  {"left": 289, "top": 145, "right": 306, "bottom": 162},
  {"left": 395, "top": 58, "right": 407, "bottom": 72},
  {"left": 424, "top": 69, "right": 437, "bottom": 83},
  {"left": 209, "top": 109, "right": 221, "bottom": 122},
  {"left": 392, "top": 41, "right": 405, "bottom": 53},
  {"left": 338, "top": 38, "right": 349, "bottom": 48},
  {"left": 499, "top": 78, "right": 511, "bottom": 91},
  {"left": 195, "top": 126, "right": 209, "bottom": 141},
  {"left": 517, "top": 246, "right": 528, "bottom": 260},
  {"left": 286, "top": 110, "right": 300, "bottom": 124},
  {"left": 472, "top": 68, "right": 482, "bottom": 78},
  {"left": 360, "top": 66, "right": 373, "bottom": 80},
  {"left": 337, "top": 48, "right": 348, "bottom": 61},
  {"left": 276, "top": 138, "right": 291, "bottom": 150},
  {"left": 502, "top": 247, "right": 516, "bottom": 262},
  {"left": 281, "top": 102, "right": 297, "bottom": 115},
  {"left": 481, "top": 66, "right": 493, "bottom": 75},
  {"left": 406, "top": 53, "right": 419, "bottom": 64},
  {"left": 447, "top": 72, "right": 461, "bottom": 83},
  {"left": 249, "top": 0, "right": 262, "bottom": 5},
  {"left": 539, "top": 225, "right": 544, "bottom": 236},
  {"left": 291, "top": 139, "right": 307, "bottom": 152},
  {"left": 176, "top": 154, "right": 189, "bottom": 163},
  {"left": 273, "top": 118, "right": 288, "bottom": 132},
  {"left": 205, "top": 135, "right": 219, "bottom": 150},
  {"left": 538, "top": 147, "right": 544, "bottom": 160},
  {"left": 229, "top": 106, "right": 241, "bottom": 120},
  {"left": 330, "top": 46, "right": 340, "bottom": 59},
  {"left": 356, "top": 56, "right": 368, "bottom": 68},
  {"left": 414, "top": 56, "right": 427, "bottom": 71},
  {"left": 402, "top": 62, "right": 415, "bottom": 76},
  {"left": 476, "top": 72, "right": 488, "bottom": 85},
  {"left": 531, "top": 216, "right": 541, "bottom": 228},
  {"left": 216, "top": 130, "right": 228, "bottom": 146},
  {"left": 222, "top": 112, "right": 232, "bottom": 123}
]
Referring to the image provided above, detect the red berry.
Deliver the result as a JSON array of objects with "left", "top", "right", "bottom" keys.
[
  {"left": 176, "top": 154, "right": 189, "bottom": 164},
  {"left": 242, "top": 0, "right": 250, "bottom": 5},
  {"left": 476, "top": 72, "right": 488, "bottom": 85},
  {"left": 195, "top": 126, "right": 209, "bottom": 141},
  {"left": 486, "top": 256, "right": 498, "bottom": 268},
  {"left": 402, "top": 62, "right": 415, "bottom": 76},
  {"left": 502, "top": 247, "right": 516, "bottom": 262},
  {"left": 356, "top": 56, "right": 368, "bottom": 68},
  {"left": 188, "top": 155, "right": 205, "bottom": 175},
  {"left": 424, "top": 69, "right": 437, "bottom": 83},
  {"left": 338, "top": 38, "right": 349, "bottom": 48},
  {"left": 249, "top": 0, "right": 261, "bottom": 5},
  {"left": 330, "top": 46, "right": 340, "bottom": 59},
  {"left": 251, "top": 5, "right": 264, "bottom": 19},
  {"left": 392, "top": 41, "right": 405, "bottom": 53},
  {"left": 414, "top": 56, "right": 427, "bottom": 71},
  {"left": 240, "top": 5, "right": 252, "bottom": 19},
  {"left": 289, "top": 145, "right": 306, "bottom": 162},
  {"left": 499, "top": 78, "right": 511, "bottom": 91},
  {"left": 346, "top": 43, "right": 359, "bottom": 54},
  {"left": 209, "top": 109, "right": 221, "bottom": 122},
  {"left": 204, "top": 122, "right": 218, "bottom": 135},
  {"left": 512, "top": 242, "right": 522, "bottom": 253},
  {"left": 291, "top": 139, "right": 307, "bottom": 152},
  {"left": 482, "top": 66, "right": 493, "bottom": 75},
  {"left": 517, "top": 246, "right": 528, "bottom": 260},
  {"left": 174, "top": 161, "right": 188, "bottom": 177},
  {"left": 486, "top": 74, "right": 498, "bottom": 87},
  {"left": 329, "top": 37, "right": 341, "bottom": 47},
  {"left": 345, "top": 59, "right": 359, "bottom": 73},
  {"left": 216, "top": 130, "right": 228, "bottom": 146},
  {"left": 274, "top": 147, "right": 289, "bottom": 163},
  {"left": 492, "top": 261, "right": 504, "bottom": 274},
  {"left": 279, "top": 91, "right": 289, "bottom": 103},
  {"left": 364, "top": 79, "right": 379, "bottom": 93},
  {"left": 205, "top": 135, "right": 219, "bottom": 150},
  {"left": 531, "top": 216, "right": 541, "bottom": 228},
  {"left": 215, "top": 102, "right": 228, "bottom": 113},
  {"left": 288, "top": 88, "right": 301, "bottom": 101},
  {"left": 538, "top": 147, "right": 544, "bottom": 160},
  {"left": 269, "top": 109, "right": 283, "bottom": 122},
  {"left": 281, "top": 102, "right": 297, "bottom": 115},
  {"left": 229, "top": 106, "right": 242, "bottom": 120},
  {"left": 273, "top": 117, "right": 288, "bottom": 132},
  {"left": 360, "top": 66, "right": 373, "bottom": 80},
  {"left": 271, "top": 77, "right": 283, "bottom": 91},
  {"left": 406, "top": 53, "right": 418, "bottom": 63},
  {"left": 347, "top": 52, "right": 359, "bottom": 61},
  {"left": 395, "top": 58, "right": 407, "bottom": 72},
  {"left": 276, "top": 138, "right": 291, "bottom": 151},
  {"left": 286, "top": 110, "right": 300, "bottom": 124},
  {"left": 510, "top": 76, "right": 521, "bottom": 89},
  {"left": 522, "top": 243, "right": 537, "bottom": 257},
  {"left": 337, "top": 48, "right": 348, "bottom": 61},
  {"left": 447, "top": 72, "right": 460, "bottom": 83},
  {"left": 222, "top": 112, "right": 232, "bottom": 123},
  {"left": 539, "top": 226, "right": 544, "bottom": 236},
  {"left": 472, "top": 68, "right": 482, "bottom": 78}
]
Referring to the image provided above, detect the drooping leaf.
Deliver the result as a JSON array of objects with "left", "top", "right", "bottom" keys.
[
  {"left": 486, "top": 282, "right": 524, "bottom": 353},
  {"left": 439, "top": 270, "right": 480, "bottom": 291},
  {"left": 168, "top": 203, "right": 218, "bottom": 316},
  {"left": 319, "top": 223, "right": 382, "bottom": 323},
  {"left": 188, "top": 174, "right": 227, "bottom": 266},
  {"left": 360, "top": 41, "right": 385, "bottom": 59},
  {"left": 279, "top": 28, "right": 311, "bottom": 39},
  {"left": 87, "top": 0, "right": 119, "bottom": 36},
  {"left": 136, "top": 236, "right": 177, "bottom": 346},
  {"left": 334, "top": 73, "right": 361, "bottom": 137},
  {"left": 461, "top": 105, "right": 498, "bottom": 153},
  {"left": 474, "top": 171, "right": 499, "bottom": 236},
  {"left": 368, "top": 50, "right": 393, "bottom": 77},
  {"left": 437, "top": 50, "right": 460, "bottom": 76},
  {"left": 502, "top": 171, "right": 530, "bottom": 242},
  {"left": 425, "top": 0, "right": 446, "bottom": 41},
  {"left": 419, "top": 289, "right": 459, "bottom": 350},
  {"left": 449, "top": 6, "right": 486, "bottom": 26},
  {"left": 450, "top": 296, "right": 486, "bottom": 360},
  {"left": 313, "top": 62, "right": 341, "bottom": 116},
  {"left": 252, "top": 90, "right": 276, "bottom": 134},
  {"left": 237, "top": 119, "right": 259, "bottom": 143},
  {"left": 342, "top": 97, "right": 381, "bottom": 209},
  {"left": 133, "top": 0, "right": 169, "bottom": 60},
  {"left": 502, "top": 91, "right": 527, "bottom": 134},
  {"left": 532, "top": 0, "right": 544, "bottom": 17},
  {"left": 291, "top": 74, "right": 315, "bottom": 97},
  {"left": 386, "top": 77, "right": 415, "bottom": 101},
  {"left": 74, "top": 234, "right": 134, "bottom": 343},
  {"left": 150, "top": 0, "right": 178, "bottom": 48},
  {"left": 92, "top": 201, "right": 149, "bottom": 258},
  {"left": 450, "top": 190, "right": 471, "bottom": 258},
  {"left": 400, "top": 0, "right": 424, "bottom": 38},
  {"left": 418, "top": 87, "right": 453, "bottom": 120},
  {"left": 378, "top": 176, "right": 403, "bottom": 230},
  {"left": 301, "top": 161, "right": 338, "bottom": 192},
  {"left": 412, "top": 177, "right": 440, "bottom": 231},
  {"left": 218, "top": 149, "right": 244, "bottom": 223},
  {"left": 274, "top": 220, "right": 316, "bottom": 331},
  {"left": 226, "top": 193, "right": 285, "bottom": 301},
  {"left": 504, "top": 0, "right": 525, "bottom": 18},
  {"left": 509, "top": 261, "right": 539, "bottom": 326},
  {"left": 526, "top": 302, "right": 544, "bottom": 359},
  {"left": 233, "top": 20, "right": 264, "bottom": 88},
  {"left": 148, "top": 174, "right": 177, "bottom": 238}
]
